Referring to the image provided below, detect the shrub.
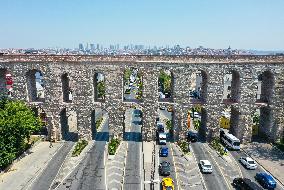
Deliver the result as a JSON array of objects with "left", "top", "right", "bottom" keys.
[
  {"left": 166, "top": 120, "right": 173, "bottom": 131},
  {"left": 108, "top": 138, "right": 120, "bottom": 155},
  {"left": 95, "top": 117, "right": 103, "bottom": 129},
  {"left": 177, "top": 140, "right": 190, "bottom": 154},
  {"left": 210, "top": 138, "right": 227, "bottom": 155},
  {"left": 72, "top": 140, "right": 88, "bottom": 157}
]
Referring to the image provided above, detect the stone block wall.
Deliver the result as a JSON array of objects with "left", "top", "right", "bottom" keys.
[{"left": 0, "top": 55, "right": 283, "bottom": 143}]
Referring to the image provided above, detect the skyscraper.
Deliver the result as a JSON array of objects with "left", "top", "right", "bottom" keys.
[{"left": 79, "top": 43, "right": 84, "bottom": 51}]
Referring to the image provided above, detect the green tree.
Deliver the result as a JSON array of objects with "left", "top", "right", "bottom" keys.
[
  {"left": 124, "top": 68, "right": 131, "bottom": 85},
  {"left": 158, "top": 70, "right": 172, "bottom": 94},
  {"left": 0, "top": 98, "right": 42, "bottom": 169},
  {"left": 97, "top": 81, "right": 105, "bottom": 99}
]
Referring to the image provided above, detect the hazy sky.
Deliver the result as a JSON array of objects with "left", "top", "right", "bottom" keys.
[{"left": 0, "top": 0, "right": 284, "bottom": 50}]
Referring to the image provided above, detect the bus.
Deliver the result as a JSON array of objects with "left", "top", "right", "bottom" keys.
[{"left": 220, "top": 129, "right": 240, "bottom": 150}]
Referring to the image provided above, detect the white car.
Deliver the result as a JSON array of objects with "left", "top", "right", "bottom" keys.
[
  {"left": 239, "top": 157, "right": 257, "bottom": 170},
  {"left": 199, "top": 160, "right": 213, "bottom": 173}
]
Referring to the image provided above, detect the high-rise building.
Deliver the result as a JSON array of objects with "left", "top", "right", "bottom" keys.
[
  {"left": 90, "top": 44, "right": 95, "bottom": 50},
  {"left": 79, "top": 43, "right": 84, "bottom": 51},
  {"left": 96, "top": 44, "right": 100, "bottom": 50}
]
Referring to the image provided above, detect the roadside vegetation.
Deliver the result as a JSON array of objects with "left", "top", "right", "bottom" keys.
[
  {"left": 210, "top": 138, "right": 227, "bottom": 156},
  {"left": 95, "top": 117, "right": 103, "bottom": 129},
  {"left": 158, "top": 70, "right": 171, "bottom": 95},
  {"left": 97, "top": 81, "right": 105, "bottom": 100},
  {"left": 108, "top": 138, "right": 121, "bottom": 155},
  {"left": 72, "top": 140, "right": 88, "bottom": 157},
  {"left": 166, "top": 119, "right": 173, "bottom": 133},
  {"left": 274, "top": 138, "right": 284, "bottom": 152},
  {"left": 0, "top": 97, "right": 43, "bottom": 170},
  {"left": 177, "top": 140, "right": 190, "bottom": 154}
]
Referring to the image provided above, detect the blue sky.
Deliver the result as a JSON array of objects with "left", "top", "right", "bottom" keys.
[{"left": 0, "top": 0, "right": 284, "bottom": 50}]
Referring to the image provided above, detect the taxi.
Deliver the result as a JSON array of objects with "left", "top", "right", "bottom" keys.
[{"left": 161, "top": 177, "right": 174, "bottom": 190}]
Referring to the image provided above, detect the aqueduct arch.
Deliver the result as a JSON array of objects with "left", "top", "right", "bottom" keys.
[{"left": 0, "top": 55, "right": 283, "bottom": 143}]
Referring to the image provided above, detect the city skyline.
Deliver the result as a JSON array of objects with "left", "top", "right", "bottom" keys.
[{"left": 0, "top": 0, "right": 284, "bottom": 50}]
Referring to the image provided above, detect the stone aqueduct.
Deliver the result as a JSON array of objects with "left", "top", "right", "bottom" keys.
[{"left": 0, "top": 55, "right": 284, "bottom": 143}]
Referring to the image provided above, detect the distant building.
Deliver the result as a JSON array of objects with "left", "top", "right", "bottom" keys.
[
  {"left": 90, "top": 44, "right": 95, "bottom": 50},
  {"left": 79, "top": 43, "right": 84, "bottom": 51}
]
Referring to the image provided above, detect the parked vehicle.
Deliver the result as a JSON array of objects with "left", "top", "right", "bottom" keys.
[
  {"left": 255, "top": 172, "right": 277, "bottom": 189},
  {"left": 187, "top": 131, "right": 198, "bottom": 142},
  {"left": 239, "top": 157, "right": 257, "bottom": 170},
  {"left": 199, "top": 160, "right": 213, "bottom": 173},
  {"left": 220, "top": 128, "right": 240, "bottom": 150},
  {"left": 232, "top": 178, "right": 263, "bottom": 190},
  {"left": 161, "top": 177, "right": 174, "bottom": 190},
  {"left": 159, "top": 147, "right": 169, "bottom": 157},
  {"left": 159, "top": 161, "right": 171, "bottom": 176}
]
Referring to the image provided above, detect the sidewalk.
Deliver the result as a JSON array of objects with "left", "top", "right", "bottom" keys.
[
  {"left": 242, "top": 142, "right": 284, "bottom": 186},
  {"left": 0, "top": 141, "right": 63, "bottom": 190},
  {"left": 143, "top": 141, "right": 155, "bottom": 190}
]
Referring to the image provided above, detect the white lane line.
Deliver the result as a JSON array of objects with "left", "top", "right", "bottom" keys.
[
  {"left": 24, "top": 142, "right": 64, "bottom": 190},
  {"left": 122, "top": 142, "right": 128, "bottom": 190},
  {"left": 140, "top": 142, "right": 143, "bottom": 190},
  {"left": 104, "top": 142, "right": 108, "bottom": 190},
  {"left": 190, "top": 144, "right": 208, "bottom": 190},
  {"left": 228, "top": 151, "right": 243, "bottom": 179},
  {"left": 170, "top": 143, "right": 180, "bottom": 190},
  {"left": 203, "top": 144, "right": 232, "bottom": 190}
]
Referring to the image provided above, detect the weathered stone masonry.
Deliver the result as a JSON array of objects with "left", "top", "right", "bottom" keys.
[{"left": 0, "top": 55, "right": 283, "bottom": 143}]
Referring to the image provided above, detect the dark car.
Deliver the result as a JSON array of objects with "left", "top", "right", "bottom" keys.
[
  {"left": 255, "top": 173, "right": 277, "bottom": 189},
  {"left": 187, "top": 132, "right": 198, "bottom": 142},
  {"left": 159, "top": 147, "right": 169, "bottom": 157},
  {"left": 159, "top": 161, "right": 171, "bottom": 176},
  {"left": 133, "top": 109, "right": 142, "bottom": 117},
  {"left": 233, "top": 178, "right": 263, "bottom": 190}
]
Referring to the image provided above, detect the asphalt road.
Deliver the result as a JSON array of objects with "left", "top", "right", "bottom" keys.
[
  {"left": 158, "top": 142, "right": 177, "bottom": 189},
  {"left": 191, "top": 142, "right": 229, "bottom": 190},
  {"left": 56, "top": 120, "right": 109, "bottom": 190},
  {"left": 230, "top": 150, "right": 284, "bottom": 190},
  {"left": 123, "top": 111, "right": 142, "bottom": 190},
  {"left": 30, "top": 141, "right": 74, "bottom": 190}
]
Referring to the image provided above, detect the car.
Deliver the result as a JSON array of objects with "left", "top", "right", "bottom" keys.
[
  {"left": 187, "top": 131, "right": 198, "bottom": 142},
  {"left": 160, "top": 105, "right": 166, "bottom": 110},
  {"left": 133, "top": 109, "right": 142, "bottom": 117},
  {"left": 161, "top": 177, "right": 174, "bottom": 190},
  {"left": 167, "top": 106, "right": 173, "bottom": 112},
  {"left": 160, "top": 147, "right": 168, "bottom": 157},
  {"left": 239, "top": 157, "right": 257, "bottom": 170},
  {"left": 159, "top": 161, "right": 171, "bottom": 176},
  {"left": 232, "top": 178, "right": 263, "bottom": 190},
  {"left": 199, "top": 160, "right": 213, "bottom": 173},
  {"left": 255, "top": 172, "right": 277, "bottom": 189}
]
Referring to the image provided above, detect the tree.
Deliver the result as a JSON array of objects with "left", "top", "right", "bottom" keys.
[
  {"left": 97, "top": 81, "right": 105, "bottom": 99},
  {"left": 124, "top": 68, "right": 131, "bottom": 85},
  {"left": 158, "top": 70, "right": 172, "bottom": 94},
  {"left": 0, "top": 98, "right": 42, "bottom": 169}
]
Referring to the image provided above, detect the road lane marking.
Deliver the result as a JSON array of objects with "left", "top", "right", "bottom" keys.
[
  {"left": 203, "top": 144, "right": 232, "bottom": 190},
  {"left": 190, "top": 143, "right": 208, "bottom": 190},
  {"left": 24, "top": 142, "right": 64, "bottom": 190},
  {"left": 228, "top": 152, "right": 243, "bottom": 179},
  {"left": 121, "top": 142, "right": 128, "bottom": 190},
  {"left": 170, "top": 143, "right": 180, "bottom": 190}
]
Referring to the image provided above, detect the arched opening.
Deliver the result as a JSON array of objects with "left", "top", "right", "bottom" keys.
[
  {"left": 94, "top": 72, "right": 105, "bottom": 101},
  {"left": 91, "top": 108, "right": 109, "bottom": 141},
  {"left": 219, "top": 105, "right": 240, "bottom": 139},
  {"left": 190, "top": 70, "right": 207, "bottom": 103},
  {"left": 0, "top": 68, "right": 13, "bottom": 97},
  {"left": 60, "top": 108, "right": 78, "bottom": 141},
  {"left": 26, "top": 70, "right": 45, "bottom": 102},
  {"left": 158, "top": 69, "right": 173, "bottom": 102},
  {"left": 187, "top": 105, "right": 207, "bottom": 141},
  {"left": 123, "top": 107, "right": 142, "bottom": 141},
  {"left": 223, "top": 70, "right": 240, "bottom": 103},
  {"left": 256, "top": 70, "right": 274, "bottom": 104},
  {"left": 61, "top": 73, "right": 72, "bottom": 103},
  {"left": 157, "top": 105, "right": 173, "bottom": 142},
  {"left": 123, "top": 68, "right": 143, "bottom": 102},
  {"left": 31, "top": 107, "right": 48, "bottom": 138}
]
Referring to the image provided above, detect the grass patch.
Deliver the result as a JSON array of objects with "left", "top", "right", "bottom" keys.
[
  {"left": 177, "top": 140, "right": 190, "bottom": 154},
  {"left": 108, "top": 138, "right": 121, "bottom": 155},
  {"left": 72, "top": 140, "right": 88, "bottom": 157},
  {"left": 96, "top": 117, "right": 103, "bottom": 129}
]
